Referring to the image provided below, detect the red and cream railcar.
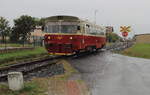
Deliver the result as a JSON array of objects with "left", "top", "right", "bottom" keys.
[{"left": 44, "top": 15, "right": 106, "bottom": 55}]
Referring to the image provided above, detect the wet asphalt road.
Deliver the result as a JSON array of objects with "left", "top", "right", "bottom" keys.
[{"left": 68, "top": 51, "right": 150, "bottom": 95}]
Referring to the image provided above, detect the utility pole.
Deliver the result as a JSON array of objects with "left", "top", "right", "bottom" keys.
[{"left": 94, "top": 10, "right": 98, "bottom": 24}]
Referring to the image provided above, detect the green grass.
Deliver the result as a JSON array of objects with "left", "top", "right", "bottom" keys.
[
  {"left": 0, "top": 81, "right": 45, "bottom": 95},
  {"left": 0, "top": 47, "right": 48, "bottom": 64},
  {"left": 0, "top": 43, "right": 32, "bottom": 47},
  {"left": 121, "top": 43, "right": 150, "bottom": 59}
]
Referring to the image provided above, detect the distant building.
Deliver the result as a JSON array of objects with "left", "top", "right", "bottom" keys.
[
  {"left": 105, "top": 26, "right": 114, "bottom": 33},
  {"left": 135, "top": 33, "right": 150, "bottom": 43},
  {"left": 30, "top": 26, "right": 45, "bottom": 46}
]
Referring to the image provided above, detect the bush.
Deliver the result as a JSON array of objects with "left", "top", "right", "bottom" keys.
[{"left": 106, "top": 32, "right": 121, "bottom": 42}]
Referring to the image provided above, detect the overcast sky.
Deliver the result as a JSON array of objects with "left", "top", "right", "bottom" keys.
[{"left": 0, "top": 0, "right": 150, "bottom": 37}]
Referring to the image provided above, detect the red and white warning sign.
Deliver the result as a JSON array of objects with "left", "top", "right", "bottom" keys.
[{"left": 120, "top": 26, "right": 131, "bottom": 37}]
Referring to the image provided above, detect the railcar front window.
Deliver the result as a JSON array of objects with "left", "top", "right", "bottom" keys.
[
  {"left": 48, "top": 25, "right": 59, "bottom": 33},
  {"left": 45, "top": 22, "right": 78, "bottom": 34},
  {"left": 61, "top": 25, "right": 77, "bottom": 33}
]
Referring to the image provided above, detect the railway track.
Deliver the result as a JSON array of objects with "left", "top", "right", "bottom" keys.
[
  {"left": 0, "top": 56, "right": 63, "bottom": 82},
  {"left": 0, "top": 42, "right": 134, "bottom": 82}
]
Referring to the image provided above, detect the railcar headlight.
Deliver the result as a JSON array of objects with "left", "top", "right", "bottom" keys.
[
  {"left": 48, "top": 36, "right": 51, "bottom": 40},
  {"left": 70, "top": 37, "right": 73, "bottom": 40}
]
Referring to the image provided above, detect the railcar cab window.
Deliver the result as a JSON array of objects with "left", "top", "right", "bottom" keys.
[{"left": 45, "top": 22, "right": 79, "bottom": 34}]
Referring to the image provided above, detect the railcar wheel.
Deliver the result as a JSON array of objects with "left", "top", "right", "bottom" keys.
[{"left": 92, "top": 46, "right": 97, "bottom": 52}]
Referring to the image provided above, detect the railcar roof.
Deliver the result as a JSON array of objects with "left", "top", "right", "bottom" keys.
[
  {"left": 45, "top": 15, "right": 105, "bottom": 30},
  {"left": 45, "top": 15, "right": 93, "bottom": 23},
  {"left": 45, "top": 15, "right": 80, "bottom": 22}
]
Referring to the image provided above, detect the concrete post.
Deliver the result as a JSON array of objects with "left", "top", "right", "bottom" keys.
[{"left": 8, "top": 72, "right": 24, "bottom": 91}]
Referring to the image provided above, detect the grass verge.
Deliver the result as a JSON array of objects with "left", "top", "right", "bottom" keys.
[
  {"left": 0, "top": 47, "right": 48, "bottom": 65},
  {"left": 120, "top": 43, "right": 150, "bottom": 59},
  {"left": 0, "top": 43, "right": 32, "bottom": 47},
  {"left": 0, "top": 81, "right": 45, "bottom": 95}
]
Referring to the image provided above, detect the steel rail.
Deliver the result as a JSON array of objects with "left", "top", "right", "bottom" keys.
[{"left": 0, "top": 56, "right": 62, "bottom": 82}]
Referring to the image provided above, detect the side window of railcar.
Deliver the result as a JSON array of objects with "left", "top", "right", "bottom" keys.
[
  {"left": 89, "top": 27, "right": 92, "bottom": 34},
  {"left": 101, "top": 28, "right": 105, "bottom": 35},
  {"left": 98, "top": 29, "right": 105, "bottom": 35},
  {"left": 86, "top": 24, "right": 90, "bottom": 34},
  {"left": 86, "top": 26, "right": 95, "bottom": 35},
  {"left": 91, "top": 27, "right": 97, "bottom": 35},
  {"left": 91, "top": 28, "right": 94, "bottom": 35},
  {"left": 90, "top": 27, "right": 97, "bottom": 35},
  {"left": 85, "top": 24, "right": 105, "bottom": 36},
  {"left": 100, "top": 31, "right": 105, "bottom": 35}
]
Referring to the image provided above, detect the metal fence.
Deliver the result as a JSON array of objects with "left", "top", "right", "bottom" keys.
[{"left": 0, "top": 37, "right": 44, "bottom": 48}]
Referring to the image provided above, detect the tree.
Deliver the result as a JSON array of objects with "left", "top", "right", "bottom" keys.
[
  {"left": 106, "top": 32, "right": 121, "bottom": 42},
  {"left": 0, "top": 17, "right": 10, "bottom": 43},
  {"left": 11, "top": 15, "right": 36, "bottom": 44},
  {"left": 34, "top": 18, "right": 46, "bottom": 30}
]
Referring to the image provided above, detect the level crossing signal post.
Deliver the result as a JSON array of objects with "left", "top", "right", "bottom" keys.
[{"left": 120, "top": 26, "right": 131, "bottom": 48}]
